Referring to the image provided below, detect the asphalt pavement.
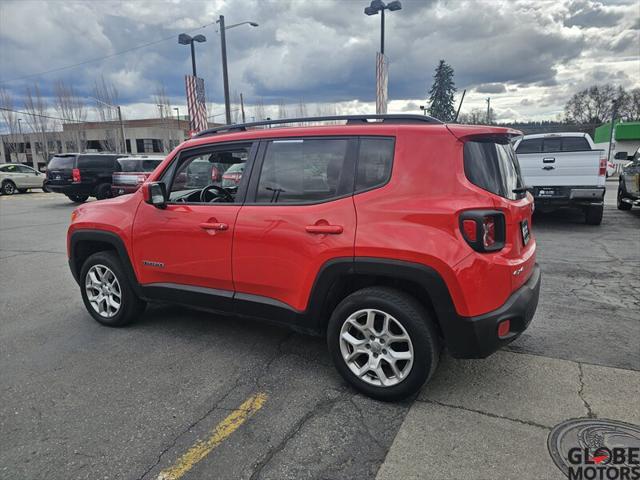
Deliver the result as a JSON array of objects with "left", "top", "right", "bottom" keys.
[{"left": 1, "top": 180, "right": 638, "bottom": 480}]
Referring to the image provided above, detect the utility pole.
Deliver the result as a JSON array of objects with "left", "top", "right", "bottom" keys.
[
  {"left": 219, "top": 15, "right": 231, "bottom": 125},
  {"left": 117, "top": 106, "right": 126, "bottom": 153},
  {"left": 486, "top": 97, "right": 491, "bottom": 124},
  {"left": 607, "top": 100, "right": 618, "bottom": 163},
  {"left": 240, "top": 93, "right": 246, "bottom": 124},
  {"left": 454, "top": 89, "right": 466, "bottom": 123}
]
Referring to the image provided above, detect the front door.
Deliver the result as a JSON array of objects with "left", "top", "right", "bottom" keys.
[
  {"left": 132, "top": 142, "right": 256, "bottom": 295},
  {"left": 233, "top": 137, "right": 357, "bottom": 315}
]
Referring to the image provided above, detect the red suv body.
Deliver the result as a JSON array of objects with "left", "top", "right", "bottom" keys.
[{"left": 67, "top": 115, "right": 540, "bottom": 400}]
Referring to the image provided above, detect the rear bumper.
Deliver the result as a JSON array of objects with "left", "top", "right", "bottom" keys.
[
  {"left": 531, "top": 186, "right": 605, "bottom": 207},
  {"left": 445, "top": 264, "right": 541, "bottom": 359},
  {"left": 44, "top": 181, "right": 93, "bottom": 196}
]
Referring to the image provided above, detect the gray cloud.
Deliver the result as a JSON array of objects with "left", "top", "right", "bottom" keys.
[{"left": 475, "top": 83, "right": 507, "bottom": 94}]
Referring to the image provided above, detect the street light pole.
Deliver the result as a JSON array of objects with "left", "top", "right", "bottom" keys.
[
  {"left": 92, "top": 96, "right": 126, "bottom": 154},
  {"left": 217, "top": 17, "right": 259, "bottom": 125},
  {"left": 190, "top": 41, "right": 197, "bottom": 77},
  {"left": 380, "top": 8, "right": 385, "bottom": 54},
  {"left": 218, "top": 15, "right": 231, "bottom": 125}
]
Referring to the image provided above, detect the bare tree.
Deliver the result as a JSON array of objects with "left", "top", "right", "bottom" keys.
[
  {"left": 618, "top": 87, "right": 640, "bottom": 121},
  {"left": 278, "top": 100, "right": 288, "bottom": 119},
  {"left": 0, "top": 87, "right": 20, "bottom": 160},
  {"left": 254, "top": 97, "right": 266, "bottom": 122},
  {"left": 564, "top": 84, "right": 620, "bottom": 125},
  {"left": 23, "top": 83, "right": 51, "bottom": 169},
  {"left": 93, "top": 76, "right": 119, "bottom": 152},
  {"left": 457, "top": 108, "right": 486, "bottom": 125},
  {"left": 53, "top": 80, "right": 87, "bottom": 153},
  {"left": 154, "top": 84, "right": 172, "bottom": 152}
]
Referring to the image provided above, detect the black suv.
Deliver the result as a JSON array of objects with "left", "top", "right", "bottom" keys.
[{"left": 45, "top": 153, "right": 124, "bottom": 203}]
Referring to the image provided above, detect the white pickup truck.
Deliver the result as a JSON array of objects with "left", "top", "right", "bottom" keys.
[{"left": 514, "top": 133, "right": 607, "bottom": 225}]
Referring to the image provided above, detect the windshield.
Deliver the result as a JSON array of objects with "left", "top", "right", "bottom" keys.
[
  {"left": 117, "top": 158, "right": 162, "bottom": 172},
  {"left": 48, "top": 156, "right": 75, "bottom": 169}
]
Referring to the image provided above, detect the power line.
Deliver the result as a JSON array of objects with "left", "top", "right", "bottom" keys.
[
  {"left": 0, "top": 20, "right": 217, "bottom": 85},
  {"left": 0, "top": 106, "right": 83, "bottom": 123}
]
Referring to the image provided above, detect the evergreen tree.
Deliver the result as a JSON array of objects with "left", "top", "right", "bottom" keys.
[{"left": 427, "top": 60, "right": 457, "bottom": 121}]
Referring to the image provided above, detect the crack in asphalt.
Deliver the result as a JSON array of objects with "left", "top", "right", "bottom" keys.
[
  {"left": 248, "top": 391, "right": 349, "bottom": 480},
  {"left": 416, "top": 398, "right": 551, "bottom": 430},
  {"left": 577, "top": 362, "right": 596, "bottom": 419},
  {"left": 348, "top": 396, "right": 387, "bottom": 452},
  {"left": 135, "top": 331, "right": 296, "bottom": 480}
]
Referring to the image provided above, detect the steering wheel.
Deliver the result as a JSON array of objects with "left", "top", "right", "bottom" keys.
[{"left": 200, "top": 184, "right": 234, "bottom": 203}]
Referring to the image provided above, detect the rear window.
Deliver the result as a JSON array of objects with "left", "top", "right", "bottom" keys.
[
  {"left": 48, "top": 156, "right": 75, "bottom": 169},
  {"left": 77, "top": 155, "right": 117, "bottom": 169},
  {"left": 560, "top": 136, "right": 590, "bottom": 152},
  {"left": 117, "top": 158, "right": 162, "bottom": 172},
  {"left": 355, "top": 138, "right": 394, "bottom": 192},
  {"left": 464, "top": 140, "right": 525, "bottom": 200},
  {"left": 515, "top": 138, "right": 542, "bottom": 154}
]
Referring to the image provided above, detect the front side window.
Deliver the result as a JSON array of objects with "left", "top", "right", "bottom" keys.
[
  {"left": 256, "top": 139, "right": 350, "bottom": 204},
  {"left": 167, "top": 145, "right": 250, "bottom": 204}
]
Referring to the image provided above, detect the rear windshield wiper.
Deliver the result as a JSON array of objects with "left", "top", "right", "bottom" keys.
[{"left": 512, "top": 187, "right": 528, "bottom": 195}]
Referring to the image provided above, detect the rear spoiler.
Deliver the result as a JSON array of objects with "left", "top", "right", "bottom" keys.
[{"left": 446, "top": 124, "right": 522, "bottom": 142}]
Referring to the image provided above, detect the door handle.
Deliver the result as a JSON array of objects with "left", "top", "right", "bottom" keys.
[
  {"left": 305, "top": 225, "right": 343, "bottom": 234},
  {"left": 542, "top": 157, "right": 555, "bottom": 163},
  {"left": 542, "top": 166, "right": 555, "bottom": 170},
  {"left": 199, "top": 222, "right": 228, "bottom": 231}
]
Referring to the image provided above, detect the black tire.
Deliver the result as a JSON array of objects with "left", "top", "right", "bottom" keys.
[
  {"left": 617, "top": 183, "right": 632, "bottom": 211},
  {"left": 18, "top": 188, "right": 28, "bottom": 194},
  {"left": 42, "top": 186, "right": 50, "bottom": 193},
  {"left": 95, "top": 183, "right": 112, "bottom": 200},
  {"left": 585, "top": 204, "right": 604, "bottom": 225},
  {"left": 2, "top": 180, "right": 16, "bottom": 195},
  {"left": 327, "top": 286, "right": 440, "bottom": 401},
  {"left": 79, "top": 251, "right": 146, "bottom": 327},
  {"left": 66, "top": 194, "right": 89, "bottom": 203}
]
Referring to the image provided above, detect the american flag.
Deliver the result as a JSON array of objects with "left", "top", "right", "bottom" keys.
[{"left": 185, "top": 75, "right": 208, "bottom": 133}]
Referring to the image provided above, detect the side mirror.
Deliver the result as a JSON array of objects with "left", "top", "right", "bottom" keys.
[
  {"left": 143, "top": 182, "right": 167, "bottom": 208},
  {"left": 614, "top": 151, "right": 628, "bottom": 160}
]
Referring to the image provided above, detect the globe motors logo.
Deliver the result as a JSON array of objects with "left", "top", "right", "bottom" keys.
[{"left": 548, "top": 419, "right": 640, "bottom": 480}]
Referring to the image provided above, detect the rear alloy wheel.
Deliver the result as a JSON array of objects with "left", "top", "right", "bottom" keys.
[
  {"left": 328, "top": 287, "right": 440, "bottom": 401},
  {"left": 585, "top": 204, "right": 604, "bottom": 225},
  {"left": 2, "top": 181, "right": 16, "bottom": 195},
  {"left": 617, "top": 184, "right": 632, "bottom": 211},
  {"left": 80, "top": 251, "right": 146, "bottom": 327}
]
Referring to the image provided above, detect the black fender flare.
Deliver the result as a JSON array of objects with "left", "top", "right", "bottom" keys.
[{"left": 68, "top": 230, "right": 141, "bottom": 296}]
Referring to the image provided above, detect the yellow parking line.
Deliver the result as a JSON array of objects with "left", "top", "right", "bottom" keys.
[{"left": 157, "top": 392, "right": 268, "bottom": 480}]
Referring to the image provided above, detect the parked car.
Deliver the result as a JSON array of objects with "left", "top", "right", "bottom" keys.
[
  {"left": 0, "top": 163, "right": 47, "bottom": 195},
  {"left": 617, "top": 148, "right": 640, "bottom": 210},
  {"left": 111, "top": 156, "right": 164, "bottom": 197},
  {"left": 45, "top": 153, "right": 124, "bottom": 203},
  {"left": 514, "top": 132, "right": 607, "bottom": 225},
  {"left": 67, "top": 115, "right": 540, "bottom": 401}
]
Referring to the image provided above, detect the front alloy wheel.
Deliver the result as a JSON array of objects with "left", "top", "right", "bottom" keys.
[
  {"left": 339, "top": 309, "right": 414, "bottom": 387},
  {"left": 85, "top": 264, "right": 122, "bottom": 318},
  {"left": 2, "top": 181, "right": 16, "bottom": 195}
]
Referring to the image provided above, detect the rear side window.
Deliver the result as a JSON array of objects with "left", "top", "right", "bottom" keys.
[
  {"left": 464, "top": 140, "right": 524, "bottom": 200},
  {"left": 48, "top": 156, "right": 75, "bottom": 169},
  {"left": 516, "top": 139, "right": 542, "bottom": 154},
  {"left": 560, "top": 136, "right": 590, "bottom": 152},
  {"left": 355, "top": 138, "right": 394, "bottom": 192},
  {"left": 256, "top": 139, "right": 350, "bottom": 203}
]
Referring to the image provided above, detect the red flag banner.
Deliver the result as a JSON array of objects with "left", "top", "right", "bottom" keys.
[{"left": 185, "top": 75, "right": 208, "bottom": 133}]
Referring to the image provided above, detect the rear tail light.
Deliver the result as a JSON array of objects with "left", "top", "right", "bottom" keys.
[
  {"left": 459, "top": 210, "right": 506, "bottom": 252},
  {"left": 72, "top": 168, "right": 81, "bottom": 183},
  {"left": 598, "top": 154, "right": 607, "bottom": 176}
]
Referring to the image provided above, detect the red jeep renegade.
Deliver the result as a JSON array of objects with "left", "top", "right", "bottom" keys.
[{"left": 67, "top": 115, "right": 540, "bottom": 401}]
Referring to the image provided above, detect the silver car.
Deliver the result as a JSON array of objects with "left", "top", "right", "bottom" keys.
[{"left": 0, "top": 163, "right": 47, "bottom": 195}]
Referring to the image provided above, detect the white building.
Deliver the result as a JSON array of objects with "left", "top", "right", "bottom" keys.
[{"left": 0, "top": 117, "right": 201, "bottom": 170}]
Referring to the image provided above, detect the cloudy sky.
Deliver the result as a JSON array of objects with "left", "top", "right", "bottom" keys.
[{"left": 0, "top": 0, "right": 638, "bottom": 126}]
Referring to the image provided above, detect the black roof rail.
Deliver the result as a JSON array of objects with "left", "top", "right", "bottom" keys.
[{"left": 193, "top": 114, "right": 442, "bottom": 138}]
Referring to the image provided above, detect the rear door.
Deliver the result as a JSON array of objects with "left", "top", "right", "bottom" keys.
[
  {"left": 46, "top": 155, "right": 76, "bottom": 185},
  {"left": 232, "top": 137, "right": 357, "bottom": 316},
  {"left": 17, "top": 165, "right": 43, "bottom": 188},
  {"left": 516, "top": 136, "right": 602, "bottom": 187}
]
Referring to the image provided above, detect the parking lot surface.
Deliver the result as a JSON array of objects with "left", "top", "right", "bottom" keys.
[{"left": 1, "top": 181, "right": 638, "bottom": 480}]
